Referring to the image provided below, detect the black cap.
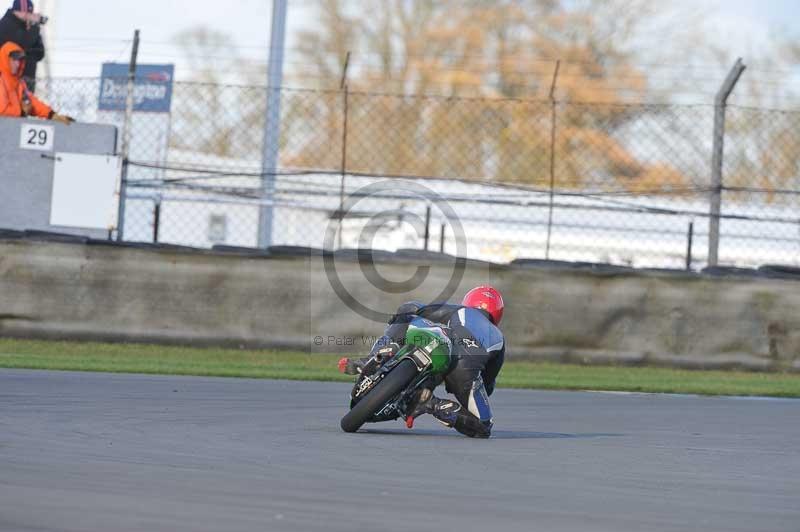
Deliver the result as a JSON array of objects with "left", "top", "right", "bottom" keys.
[{"left": 12, "top": 0, "right": 34, "bottom": 12}]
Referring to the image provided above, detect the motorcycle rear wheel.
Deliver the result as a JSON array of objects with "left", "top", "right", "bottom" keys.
[{"left": 340, "top": 359, "right": 418, "bottom": 433}]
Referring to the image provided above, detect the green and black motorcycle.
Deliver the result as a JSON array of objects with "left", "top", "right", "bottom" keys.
[{"left": 340, "top": 317, "right": 454, "bottom": 433}]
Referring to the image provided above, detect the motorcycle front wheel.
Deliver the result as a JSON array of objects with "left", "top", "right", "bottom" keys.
[{"left": 340, "top": 359, "right": 418, "bottom": 433}]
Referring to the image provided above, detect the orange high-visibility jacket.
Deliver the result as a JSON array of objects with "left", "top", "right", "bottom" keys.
[{"left": 0, "top": 41, "right": 51, "bottom": 118}]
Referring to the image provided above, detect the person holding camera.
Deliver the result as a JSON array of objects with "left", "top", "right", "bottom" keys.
[{"left": 0, "top": 0, "right": 46, "bottom": 92}]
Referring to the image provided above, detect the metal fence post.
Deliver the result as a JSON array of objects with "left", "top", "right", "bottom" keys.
[
  {"left": 257, "top": 0, "right": 288, "bottom": 249},
  {"left": 152, "top": 195, "right": 161, "bottom": 244},
  {"left": 337, "top": 52, "right": 351, "bottom": 250},
  {"left": 116, "top": 29, "right": 139, "bottom": 242},
  {"left": 708, "top": 58, "right": 746, "bottom": 267},
  {"left": 423, "top": 204, "right": 431, "bottom": 251},
  {"left": 545, "top": 60, "right": 560, "bottom": 260}
]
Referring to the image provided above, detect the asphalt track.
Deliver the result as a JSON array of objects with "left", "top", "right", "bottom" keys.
[{"left": 1, "top": 370, "right": 799, "bottom": 532}]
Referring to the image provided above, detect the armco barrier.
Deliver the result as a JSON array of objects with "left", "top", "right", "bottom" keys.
[
  {"left": 0, "top": 117, "right": 118, "bottom": 239},
  {"left": 0, "top": 237, "right": 798, "bottom": 372}
]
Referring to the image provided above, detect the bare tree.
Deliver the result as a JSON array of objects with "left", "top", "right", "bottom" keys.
[
  {"left": 170, "top": 27, "right": 266, "bottom": 159},
  {"left": 287, "top": 0, "right": 702, "bottom": 192}
]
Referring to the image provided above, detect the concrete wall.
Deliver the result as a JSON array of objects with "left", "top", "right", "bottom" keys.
[
  {"left": 0, "top": 238, "right": 798, "bottom": 371},
  {"left": 0, "top": 117, "right": 117, "bottom": 238}
]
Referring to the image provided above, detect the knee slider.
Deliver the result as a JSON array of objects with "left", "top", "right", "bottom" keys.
[{"left": 467, "top": 377, "right": 493, "bottom": 423}]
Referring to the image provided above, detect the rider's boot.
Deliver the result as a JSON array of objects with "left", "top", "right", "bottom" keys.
[{"left": 405, "top": 390, "right": 492, "bottom": 439}]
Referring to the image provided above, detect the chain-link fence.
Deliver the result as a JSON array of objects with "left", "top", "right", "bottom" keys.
[{"left": 31, "top": 77, "right": 800, "bottom": 269}]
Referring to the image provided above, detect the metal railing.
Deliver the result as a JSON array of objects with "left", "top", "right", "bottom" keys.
[{"left": 23, "top": 73, "right": 800, "bottom": 269}]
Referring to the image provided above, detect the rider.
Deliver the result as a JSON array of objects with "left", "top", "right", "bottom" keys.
[{"left": 339, "top": 285, "right": 505, "bottom": 439}]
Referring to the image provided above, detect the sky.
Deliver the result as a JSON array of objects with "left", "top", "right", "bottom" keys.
[{"left": 32, "top": 0, "right": 800, "bottom": 89}]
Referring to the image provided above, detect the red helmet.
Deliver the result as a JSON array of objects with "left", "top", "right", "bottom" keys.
[{"left": 462, "top": 285, "right": 504, "bottom": 325}]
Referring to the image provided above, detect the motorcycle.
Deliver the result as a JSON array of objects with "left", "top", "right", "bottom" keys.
[{"left": 340, "top": 317, "right": 454, "bottom": 433}]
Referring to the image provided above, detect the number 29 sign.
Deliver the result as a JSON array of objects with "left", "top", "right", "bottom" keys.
[{"left": 19, "top": 123, "right": 54, "bottom": 152}]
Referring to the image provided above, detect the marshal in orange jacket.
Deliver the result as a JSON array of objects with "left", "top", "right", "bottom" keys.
[{"left": 0, "top": 40, "right": 52, "bottom": 118}]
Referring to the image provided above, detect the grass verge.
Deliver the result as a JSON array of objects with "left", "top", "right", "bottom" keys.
[{"left": 0, "top": 338, "right": 798, "bottom": 397}]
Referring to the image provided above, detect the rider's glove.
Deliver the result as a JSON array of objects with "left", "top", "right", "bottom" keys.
[
  {"left": 338, "top": 342, "right": 401, "bottom": 377},
  {"left": 374, "top": 341, "right": 400, "bottom": 362},
  {"left": 338, "top": 357, "right": 363, "bottom": 375},
  {"left": 52, "top": 113, "right": 76, "bottom": 125}
]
